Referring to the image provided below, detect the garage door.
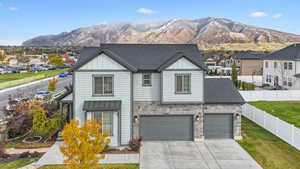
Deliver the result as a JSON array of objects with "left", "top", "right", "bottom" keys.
[
  {"left": 140, "top": 115, "right": 193, "bottom": 141},
  {"left": 204, "top": 114, "right": 233, "bottom": 139}
]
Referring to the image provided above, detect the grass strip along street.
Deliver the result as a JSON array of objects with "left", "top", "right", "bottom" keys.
[{"left": 0, "top": 69, "right": 68, "bottom": 90}]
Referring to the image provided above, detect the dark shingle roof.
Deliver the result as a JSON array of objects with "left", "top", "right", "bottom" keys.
[
  {"left": 73, "top": 44, "right": 206, "bottom": 71},
  {"left": 233, "top": 52, "right": 263, "bottom": 60},
  {"left": 264, "top": 43, "right": 300, "bottom": 60},
  {"left": 83, "top": 100, "right": 121, "bottom": 111},
  {"left": 204, "top": 78, "right": 245, "bottom": 104}
]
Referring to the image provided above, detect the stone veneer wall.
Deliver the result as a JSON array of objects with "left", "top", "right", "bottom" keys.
[
  {"left": 133, "top": 101, "right": 203, "bottom": 141},
  {"left": 132, "top": 101, "right": 242, "bottom": 141}
]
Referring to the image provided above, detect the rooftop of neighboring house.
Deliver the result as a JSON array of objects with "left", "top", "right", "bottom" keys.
[
  {"left": 73, "top": 43, "right": 207, "bottom": 72},
  {"left": 233, "top": 52, "right": 264, "bottom": 60},
  {"left": 264, "top": 43, "right": 300, "bottom": 60}
]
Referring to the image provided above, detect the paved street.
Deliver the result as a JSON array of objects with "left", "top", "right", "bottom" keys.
[
  {"left": 140, "top": 140, "right": 262, "bottom": 169},
  {"left": 0, "top": 76, "right": 72, "bottom": 119}
]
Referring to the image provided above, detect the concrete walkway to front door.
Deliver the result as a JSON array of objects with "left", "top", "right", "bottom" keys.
[{"left": 140, "top": 140, "right": 262, "bottom": 169}]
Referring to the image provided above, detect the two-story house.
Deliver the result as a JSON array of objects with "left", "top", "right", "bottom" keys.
[
  {"left": 61, "top": 44, "right": 244, "bottom": 147},
  {"left": 263, "top": 44, "right": 300, "bottom": 89}
]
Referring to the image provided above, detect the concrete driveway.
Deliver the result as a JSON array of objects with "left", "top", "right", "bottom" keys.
[{"left": 140, "top": 140, "right": 262, "bottom": 169}]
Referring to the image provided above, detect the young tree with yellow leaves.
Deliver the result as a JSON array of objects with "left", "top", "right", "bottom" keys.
[
  {"left": 48, "top": 78, "right": 58, "bottom": 92},
  {"left": 60, "top": 120, "right": 111, "bottom": 169}
]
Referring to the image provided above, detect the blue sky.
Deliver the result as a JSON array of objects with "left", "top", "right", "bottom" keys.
[{"left": 0, "top": 0, "right": 299, "bottom": 45}]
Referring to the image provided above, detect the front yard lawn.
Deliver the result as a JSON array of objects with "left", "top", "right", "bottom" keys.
[
  {"left": 238, "top": 118, "right": 300, "bottom": 169},
  {"left": 249, "top": 101, "right": 300, "bottom": 128},
  {"left": 0, "top": 156, "right": 42, "bottom": 169},
  {"left": 39, "top": 164, "right": 139, "bottom": 169}
]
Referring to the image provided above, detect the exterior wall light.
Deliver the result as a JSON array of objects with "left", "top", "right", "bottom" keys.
[
  {"left": 195, "top": 115, "right": 201, "bottom": 121},
  {"left": 235, "top": 113, "right": 241, "bottom": 120},
  {"left": 133, "top": 115, "right": 139, "bottom": 123}
]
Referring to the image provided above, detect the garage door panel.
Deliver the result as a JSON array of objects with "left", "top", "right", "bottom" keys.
[
  {"left": 140, "top": 116, "right": 193, "bottom": 141},
  {"left": 204, "top": 114, "right": 233, "bottom": 139}
]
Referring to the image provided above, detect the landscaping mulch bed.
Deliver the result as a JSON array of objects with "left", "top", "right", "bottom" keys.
[{"left": 102, "top": 149, "right": 138, "bottom": 154}]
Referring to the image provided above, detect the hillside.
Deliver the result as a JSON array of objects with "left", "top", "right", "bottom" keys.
[{"left": 23, "top": 17, "right": 300, "bottom": 51}]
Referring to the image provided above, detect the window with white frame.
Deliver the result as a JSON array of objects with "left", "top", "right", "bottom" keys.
[
  {"left": 288, "top": 62, "right": 293, "bottom": 70},
  {"left": 142, "top": 73, "right": 152, "bottom": 86},
  {"left": 284, "top": 62, "right": 288, "bottom": 70},
  {"left": 283, "top": 77, "right": 287, "bottom": 86},
  {"left": 93, "top": 75, "right": 113, "bottom": 96},
  {"left": 266, "top": 75, "right": 272, "bottom": 83},
  {"left": 92, "top": 112, "right": 113, "bottom": 136},
  {"left": 274, "top": 62, "right": 277, "bottom": 68},
  {"left": 175, "top": 74, "right": 191, "bottom": 94},
  {"left": 288, "top": 77, "right": 293, "bottom": 87},
  {"left": 265, "top": 61, "right": 269, "bottom": 68}
]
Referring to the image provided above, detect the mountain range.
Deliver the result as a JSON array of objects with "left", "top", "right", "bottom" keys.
[{"left": 23, "top": 17, "right": 300, "bottom": 51}]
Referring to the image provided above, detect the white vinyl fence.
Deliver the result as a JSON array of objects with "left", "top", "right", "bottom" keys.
[
  {"left": 242, "top": 104, "right": 300, "bottom": 150},
  {"left": 240, "top": 90, "right": 300, "bottom": 102},
  {"left": 207, "top": 75, "right": 262, "bottom": 86}
]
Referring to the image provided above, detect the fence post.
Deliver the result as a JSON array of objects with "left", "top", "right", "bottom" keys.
[
  {"left": 263, "top": 112, "right": 266, "bottom": 128},
  {"left": 291, "top": 124, "right": 295, "bottom": 146},
  {"left": 275, "top": 117, "right": 279, "bottom": 137}
]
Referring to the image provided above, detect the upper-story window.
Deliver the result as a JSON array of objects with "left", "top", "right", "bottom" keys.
[
  {"left": 93, "top": 75, "right": 113, "bottom": 96},
  {"left": 288, "top": 62, "right": 293, "bottom": 70},
  {"left": 274, "top": 62, "right": 277, "bottom": 68},
  {"left": 142, "top": 73, "right": 152, "bottom": 86},
  {"left": 265, "top": 61, "right": 268, "bottom": 68},
  {"left": 175, "top": 74, "right": 191, "bottom": 94},
  {"left": 284, "top": 62, "right": 288, "bottom": 69}
]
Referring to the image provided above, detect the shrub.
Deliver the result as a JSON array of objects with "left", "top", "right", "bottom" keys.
[
  {"left": 0, "top": 144, "right": 9, "bottom": 158},
  {"left": 18, "top": 151, "right": 31, "bottom": 158},
  {"left": 129, "top": 137, "right": 143, "bottom": 152}
]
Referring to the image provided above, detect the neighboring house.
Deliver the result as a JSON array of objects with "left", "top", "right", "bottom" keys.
[
  {"left": 263, "top": 43, "right": 300, "bottom": 89},
  {"left": 204, "top": 58, "right": 217, "bottom": 66},
  {"left": 233, "top": 52, "right": 263, "bottom": 75},
  {"left": 61, "top": 44, "right": 244, "bottom": 147}
]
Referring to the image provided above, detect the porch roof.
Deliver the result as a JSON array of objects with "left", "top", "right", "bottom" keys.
[{"left": 83, "top": 100, "right": 121, "bottom": 111}]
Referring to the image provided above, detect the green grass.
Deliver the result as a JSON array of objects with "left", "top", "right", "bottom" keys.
[
  {"left": 39, "top": 164, "right": 139, "bottom": 169},
  {"left": 0, "top": 69, "right": 68, "bottom": 90},
  {"left": 0, "top": 156, "right": 41, "bottom": 169},
  {"left": 238, "top": 118, "right": 300, "bottom": 169},
  {"left": 4, "top": 140, "right": 54, "bottom": 149},
  {"left": 249, "top": 101, "right": 300, "bottom": 128}
]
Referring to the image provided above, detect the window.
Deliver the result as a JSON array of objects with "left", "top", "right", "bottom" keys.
[
  {"left": 175, "top": 74, "right": 191, "bottom": 94},
  {"left": 266, "top": 75, "right": 272, "bottom": 83},
  {"left": 283, "top": 77, "right": 287, "bottom": 86},
  {"left": 93, "top": 112, "right": 113, "bottom": 136},
  {"left": 265, "top": 61, "right": 268, "bottom": 68},
  {"left": 288, "top": 62, "right": 293, "bottom": 70},
  {"left": 284, "top": 62, "right": 288, "bottom": 70},
  {"left": 142, "top": 73, "right": 152, "bottom": 86},
  {"left": 288, "top": 77, "right": 293, "bottom": 87},
  {"left": 274, "top": 62, "right": 277, "bottom": 68},
  {"left": 93, "top": 75, "right": 113, "bottom": 96}
]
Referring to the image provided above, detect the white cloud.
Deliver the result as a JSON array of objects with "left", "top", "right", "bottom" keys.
[
  {"left": 249, "top": 12, "right": 268, "bottom": 18},
  {"left": 272, "top": 13, "right": 283, "bottom": 19},
  {"left": 8, "top": 7, "right": 18, "bottom": 11},
  {"left": 137, "top": 8, "right": 156, "bottom": 14},
  {"left": 0, "top": 40, "right": 23, "bottom": 46}
]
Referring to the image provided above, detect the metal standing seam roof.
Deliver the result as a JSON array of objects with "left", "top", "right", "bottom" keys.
[
  {"left": 263, "top": 43, "right": 300, "bottom": 60},
  {"left": 72, "top": 44, "right": 206, "bottom": 71},
  {"left": 204, "top": 78, "right": 245, "bottom": 104},
  {"left": 83, "top": 100, "right": 121, "bottom": 111}
]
